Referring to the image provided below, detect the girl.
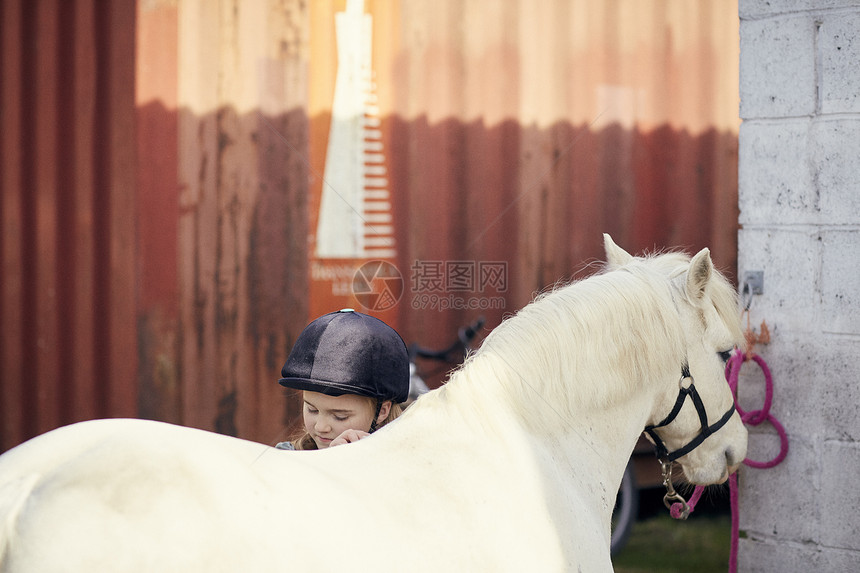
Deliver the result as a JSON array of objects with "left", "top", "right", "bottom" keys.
[{"left": 275, "top": 309, "right": 409, "bottom": 450}]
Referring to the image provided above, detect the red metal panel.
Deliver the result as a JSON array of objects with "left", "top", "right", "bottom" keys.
[
  {"left": 0, "top": 0, "right": 25, "bottom": 449},
  {"left": 101, "top": 0, "right": 138, "bottom": 420},
  {"left": 0, "top": 0, "right": 138, "bottom": 452},
  {"left": 56, "top": 0, "right": 80, "bottom": 427},
  {"left": 68, "top": 0, "right": 97, "bottom": 426},
  {"left": 32, "top": 0, "right": 62, "bottom": 438}
]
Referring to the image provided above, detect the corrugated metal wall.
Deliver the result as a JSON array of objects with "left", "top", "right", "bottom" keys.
[
  {"left": 1, "top": 0, "right": 740, "bottom": 452},
  {"left": 135, "top": 0, "right": 311, "bottom": 445},
  {"left": 311, "top": 0, "right": 740, "bottom": 364},
  {"left": 1, "top": 0, "right": 138, "bottom": 451}
]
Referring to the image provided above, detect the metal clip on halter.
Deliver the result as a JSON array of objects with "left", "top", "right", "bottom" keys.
[{"left": 660, "top": 459, "right": 690, "bottom": 520}]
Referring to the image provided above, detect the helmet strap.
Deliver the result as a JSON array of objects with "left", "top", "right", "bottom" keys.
[{"left": 368, "top": 399, "right": 383, "bottom": 433}]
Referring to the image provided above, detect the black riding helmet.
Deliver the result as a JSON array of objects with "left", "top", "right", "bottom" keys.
[{"left": 279, "top": 309, "right": 409, "bottom": 404}]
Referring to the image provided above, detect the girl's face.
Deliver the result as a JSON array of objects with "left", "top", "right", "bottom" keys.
[{"left": 302, "top": 391, "right": 386, "bottom": 449}]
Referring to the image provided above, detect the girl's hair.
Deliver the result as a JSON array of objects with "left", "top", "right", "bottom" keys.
[{"left": 288, "top": 398, "right": 403, "bottom": 451}]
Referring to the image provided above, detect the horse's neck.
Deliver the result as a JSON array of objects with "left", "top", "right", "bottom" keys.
[
  {"left": 419, "top": 359, "right": 653, "bottom": 507},
  {"left": 557, "top": 396, "right": 652, "bottom": 484}
]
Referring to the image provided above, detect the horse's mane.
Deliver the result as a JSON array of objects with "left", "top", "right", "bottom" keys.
[{"left": 429, "top": 250, "right": 741, "bottom": 432}]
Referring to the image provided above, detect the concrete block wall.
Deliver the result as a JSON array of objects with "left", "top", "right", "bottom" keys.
[{"left": 738, "top": 1, "right": 860, "bottom": 570}]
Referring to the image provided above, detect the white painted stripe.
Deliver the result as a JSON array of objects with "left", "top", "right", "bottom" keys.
[
  {"left": 364, "top": 189, "right": 389, "bottom": 200},
  {"left": 364, "top": 200, "right": 391, "bottom": 211},
  {"left": 365, "top": 165, "right": 387, "bottom": 176},
  {"left": 364, "top": 224, "right": 393, "bottom": 235},
  {"left": 364, "top": 212, "right": 392, "bottom": 224},
  {"left": 364, "top": 236, "right": 395, "bottom": 247},
  {"left": 363, "top": 176, "right": 388, "bottom": 187},
  {"left": 364, "top": 248, "right": 397, "bottom": 258}
]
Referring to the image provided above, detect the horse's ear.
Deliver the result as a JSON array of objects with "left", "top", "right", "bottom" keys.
[
  {"left": 686, "top": 248, "right": 713, "bottom": 302},
  {"left": 603, "top": 234, "right": 633, "bottom": 268}
]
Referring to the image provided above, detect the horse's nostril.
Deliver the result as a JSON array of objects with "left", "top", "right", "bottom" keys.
[{"left": 725, "top": 448, "right": 741, "bottom": 469}]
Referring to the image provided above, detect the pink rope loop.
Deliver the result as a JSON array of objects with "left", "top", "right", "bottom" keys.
[
  {"left": 727, "top": 351, "right": 789, "bottom": 467},
  {"left": 729, "top": 472, "right": 740, "bottom": 573},
  {"left": 743, "top": 413, "right": 789, "bottom": 469},
  {"left": 726, "top": 349, "right": 788, "bottom": 573},
  {"left": 740, "top": 355, "right": 772, "bottom": 425},
  {"left": 671, "top": 485, "right": 704, "bottom": 519}
]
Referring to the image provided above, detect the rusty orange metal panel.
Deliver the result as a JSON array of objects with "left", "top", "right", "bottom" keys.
[
  {"left": 247, "top": 0, "right": 311, "bottom": 443},
  {"left": 307, "top": 0, "right": 739, "bottom": 374},
  {"left": 136, "top": 1, "right": 182, "bottom": 425},
  {"left": 170, "top": 1, "right": 310, "bottom": 444},
  {"left": 307, "top": 0, "right": 404, "bottom": 332}
]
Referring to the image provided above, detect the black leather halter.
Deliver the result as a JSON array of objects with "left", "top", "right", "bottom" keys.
[{"left": 644, "top": 364, "right": 737, "bottom": 463}]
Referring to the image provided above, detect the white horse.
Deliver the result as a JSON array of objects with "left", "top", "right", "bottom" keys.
[{"left": 0, "top": 235, "right": 747, "bottom": 572}]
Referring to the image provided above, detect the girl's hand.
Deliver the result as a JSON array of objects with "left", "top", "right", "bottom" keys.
[{"left": 329, "top": 429, "right": 370, "bottom": 447}]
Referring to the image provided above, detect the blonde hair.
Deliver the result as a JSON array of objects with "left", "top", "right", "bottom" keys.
[{"left": 288, "top": 398, "right": 403, "bottom": 451}]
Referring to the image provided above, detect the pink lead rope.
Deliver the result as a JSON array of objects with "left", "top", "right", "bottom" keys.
[{"left": 668, "top": 350, "right": 789, "bottom": 573}]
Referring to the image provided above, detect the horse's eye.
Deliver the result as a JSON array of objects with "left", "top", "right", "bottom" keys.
[{"left": 718, "top": 349, "right": 734, "bottom": 363}]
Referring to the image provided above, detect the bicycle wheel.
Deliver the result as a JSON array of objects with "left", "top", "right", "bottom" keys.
[{"left": 610, "top": 459, "right": 639, "bottom": 556}]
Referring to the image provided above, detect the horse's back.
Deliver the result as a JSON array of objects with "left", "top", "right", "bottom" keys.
[
  {"left": 0, "top": 419, "right": 456, "bottom": 572},
  {"left": 0, "top": 419, "right": 296, "bottom": 572},
  {"left": 0, "top": 419, "right": 272, "bottom": 497},
  {"left": 0, "top": 418, "right": 612, "bottom": 572}
]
